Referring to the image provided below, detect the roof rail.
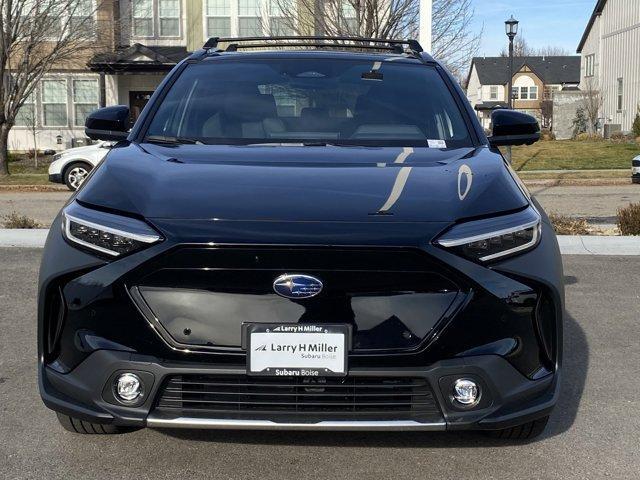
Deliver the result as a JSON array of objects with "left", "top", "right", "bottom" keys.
[{"left": 202, "top": 36, "right": 423, "bottom": 55}]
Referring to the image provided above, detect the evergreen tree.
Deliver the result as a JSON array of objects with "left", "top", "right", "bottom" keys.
[
  {"left": 572, "top": 108, "right": 588, "bottom": 138},
  {"left": 632, "top": 105, "right": 640, "bottom": 138}
]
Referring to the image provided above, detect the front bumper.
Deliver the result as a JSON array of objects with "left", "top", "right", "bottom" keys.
[
  {"left": 49, "top": 173, "right": 63, "bottom": 184},
  {"left": 40, "top": 349, "right": 558, "bottom": 431},
  {"left": 38, "top": 208, "right": 564, "bottom": 432}
]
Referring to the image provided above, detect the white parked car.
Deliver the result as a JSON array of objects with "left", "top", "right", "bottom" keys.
[
  {"left": 633, "top": 155, "right": 640, "bottom": 184},
  {"left": 48, "top": 142, "right": 113, "bottom": 191}
]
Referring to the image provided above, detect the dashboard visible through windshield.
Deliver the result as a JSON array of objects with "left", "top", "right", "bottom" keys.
[{"left": 144, "top": 57, "right": 473, "bottom": 148}]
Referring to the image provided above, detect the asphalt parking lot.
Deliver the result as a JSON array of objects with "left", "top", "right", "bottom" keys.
[{"left": 1, "top": 249, "right": 639, "bottom": 480}]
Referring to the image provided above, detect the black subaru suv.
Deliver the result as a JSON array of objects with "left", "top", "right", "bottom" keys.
[{"left": 38, "top": 37, "right": 563, "bottom": 439}]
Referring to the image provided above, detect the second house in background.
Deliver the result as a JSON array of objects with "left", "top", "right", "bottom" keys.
[
  {"left": 9, "top": 0, "right": 308, "bottom": 152},
  {"left": 466, "top": 56, "right": 580, "bottom": 130},
  {"left": 90, "top": 0, "right": 307, "bottom": 128}
]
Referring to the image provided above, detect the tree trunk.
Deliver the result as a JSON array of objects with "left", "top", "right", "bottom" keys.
[{"left": 0, "top": 124, "right": 11, "bottom": 177}]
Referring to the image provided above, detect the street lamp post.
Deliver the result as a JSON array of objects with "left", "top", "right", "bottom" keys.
[
  {"left": 505, "top": 16, "right": 519, "bottom": 109},
  {"left": 504, "top": 16, "right": 519, "bottom": 164}
]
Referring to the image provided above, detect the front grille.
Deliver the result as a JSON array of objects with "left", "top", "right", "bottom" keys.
[
  {"left": 132, "top": 246, "right": 464, "bottom": 353},
  {"left": 154, "top": 374, "right": 443, "bottom": 422}
]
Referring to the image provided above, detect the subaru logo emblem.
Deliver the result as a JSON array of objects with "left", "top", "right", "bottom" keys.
[{"left": 273, "top": 274, "right": 323, "bottom": 299}]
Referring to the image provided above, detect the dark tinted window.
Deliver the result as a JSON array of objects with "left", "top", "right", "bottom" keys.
[{"left": 145, "top": 58, "right": 472, "bottom": 147}]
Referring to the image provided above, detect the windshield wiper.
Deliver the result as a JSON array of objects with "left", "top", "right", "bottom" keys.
[{"left": 145, "top": 135, "right": 203, "bottom": 145}]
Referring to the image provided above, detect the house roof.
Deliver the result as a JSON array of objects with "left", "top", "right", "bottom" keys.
[
  {"left": 469, "top": 56, "right": 581, "bottom": 87},
  {"left": 88, "top": 44, "right": 190, "bottom": 72},
  {"left": 577, "top": 0, "right": 607, "bottom": 53}
]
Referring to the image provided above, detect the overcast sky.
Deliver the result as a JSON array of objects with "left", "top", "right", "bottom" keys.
[{"left": 470, "top": 0, "right": 597, "bottom": 56}]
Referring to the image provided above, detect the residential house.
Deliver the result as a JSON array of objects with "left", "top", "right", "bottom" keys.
[
  {"left": 466, "top": 56, "right": 581, "bottom": 130},
  {"left": 11, "top": 0, "right": 428, "bottom": 152},
  {"left": 10, "top": 0, "right": 297, "bottom": 151},
  {"left": 577, "top": 0, "right": 640, "bottom": 134},
  {"left": 9, "top": 0, "right": 119, "bottom": 152}
]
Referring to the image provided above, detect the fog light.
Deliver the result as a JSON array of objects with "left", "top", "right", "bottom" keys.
[
  {"left": 115, "top": 373, "right": 143, "bottom": 403},
  {"left": 453, "top": 379, "right": 479, "bottom": 406}
]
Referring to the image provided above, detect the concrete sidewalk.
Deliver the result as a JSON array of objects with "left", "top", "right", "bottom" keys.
[{"left": 1, "top": 228, "right": 638, "bottom": 255}]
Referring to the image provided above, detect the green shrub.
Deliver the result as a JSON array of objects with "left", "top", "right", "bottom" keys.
[
  {"left": 2, "top": 212, "right": 41, "bottom": 229},
  {"left": 609, "top": 131, "right": 634, "bottom": 143},
  {"left": 574, "top": 132, "right": 603, "bottom": 141},
  {"left": 617, "top": 203, "right": 640, "bottom": 236},
  {"left": 632, "top": 105, "right": 640, "bottom": 138},
  {"left": 548, "top": 213, "right": 590, "bottom": 235}
]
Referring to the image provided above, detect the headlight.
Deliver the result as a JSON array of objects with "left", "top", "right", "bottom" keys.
[
  {"left": 62, "top": 201, "right": 161, "bottom": 257},
  {"left": 436, "top": 207, "right": 541, "bottom": 262},
  {"left": 53, "top": 153, "right": 64, "bottom": 161}
]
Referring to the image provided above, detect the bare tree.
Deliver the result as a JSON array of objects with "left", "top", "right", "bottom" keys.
[
  {"left": 533, "top": 45, "right": 570, "bottom": 56},
  {"left": 431, "top": 0, "right": 482, "bottom": 78},
  {"left": 500, "top": 33, "right": 531, "bottom": 57},
  {"left": 0, "top": 0, "right": 111, "bottom": 176},
  {"left": 21, "top": 98, "right": 39, "bottom": 168},
  {"left": 266, "top": 0, "right": 481, "bottom": 79},
  {"left": 500, "top": 32, "right": 570, "bottom": 57},
  {"left": 581, "top": 77, "right": 603, "bottom": 135},
  {"left": 540, "top": 99, "right": 553, "bottom": 129}
]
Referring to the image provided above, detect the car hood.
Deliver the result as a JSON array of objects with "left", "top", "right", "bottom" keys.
[
  {"left": 76, "top": 143, "right": 528, "bottom": 223},
  {"left": 59, "top": 143, "right": 106, "bottom": 156}
]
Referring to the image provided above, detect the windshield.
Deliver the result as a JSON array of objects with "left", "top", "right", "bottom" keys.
[{"left": 145, "top": 58, "right": 472, "bottom": 148}]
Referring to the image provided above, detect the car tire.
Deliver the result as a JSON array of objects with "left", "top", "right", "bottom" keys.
[
  {"left": 63, "top": 162, "right": 92, "bottom": 191},
  {"left": 55, "top": 412, "right": 139, "bottom": 435},
  {"left": 484, "top": 415, "right": 549, "bottom": 440}
]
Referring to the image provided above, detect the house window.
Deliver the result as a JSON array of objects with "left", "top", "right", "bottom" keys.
[
  {"left": 21, "top": 0, "right": 95, "bottom": 39},
  {"left": 238, "top": 0, "right": 260, "bottom": 36},
  {"left": 490, "top": 86, "right": 499, "bottom": 100},
  {"left": 544, "top": 85, "right": 560, "bottom": 100},
  {"left": 15, "top": 91, "right": 37, "bottom": 127},
  {"left": 132, "top": 0, "right": 154, "bottom": 36},
  {"left": 342, "top": 3, "right": 358, "bottom": 34},
  {"left": 206, "top": 0, "right": 231, "bottom": 36},
  {"left": 42, "top": 80, "right": 68, "bottom": 127},
  {"left": 511, "top": 87, "right": 519, "bottom": 100},
  {"left": 520, "top": 86, "right": 528, "bottom": 100},
  {"left": 42, "top": 0, "right": 64, "bottom": 38},
  {"left": 159, "top": 0, "right": 180, "bottom": 36},
  {"left": 73, "top": 80, "right": 99, "bottom": 127},
  {"left": 270, "top": 0, "right": 294, "bottom": 35},
  {"left": 529, "top": 86, "right": 538, "bottom": 100},
  {"left": 617, "top": 78, "right": 623, "bottom": 111},
  {"left": 70, "top": 0, "right": 96, "bottom": 37},
  {"left": 585, "top": 54, "right": 595, "bottom": 77}
]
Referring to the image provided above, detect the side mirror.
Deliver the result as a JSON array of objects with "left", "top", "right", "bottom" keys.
[
  {"left": 85, "top": 106, "right": 130, "bottom": 141},
  {"left": 488, "top": 109, "right": 540, "bottom": 147}
]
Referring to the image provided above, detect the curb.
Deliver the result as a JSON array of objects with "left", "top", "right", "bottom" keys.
[
  {"left": 522, "top": 178, "right": 632, "bottom": 187},
  {"left": 0, "top": 229, "right": 50, "bottom": 248},
  {"left": 557, "top": 236, "right": 640, "bottom": 255},
  {"left": 1, "top": 229, "right": 639, "bottom": 255},
  {"left": 0, "top": 185, "right": 69, "bottom": 192}
]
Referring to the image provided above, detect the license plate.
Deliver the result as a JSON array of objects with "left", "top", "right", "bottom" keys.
[{"left": 245, "top": 324, "right": 349, "bottom": 377}]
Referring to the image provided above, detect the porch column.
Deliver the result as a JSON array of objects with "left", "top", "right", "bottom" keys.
[
  {"left": 99, "top": 72, "right": 106, "bottom": 108},
  {"left": 419, "top": 0, "right": 432, "bottom": 52}
]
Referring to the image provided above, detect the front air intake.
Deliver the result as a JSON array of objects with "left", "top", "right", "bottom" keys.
[
  {"left": 44, "top": 286, "right": 66, "bottom": 360},
  {"left": 154, "top": 374, "right": 443, "bottom": 423}
]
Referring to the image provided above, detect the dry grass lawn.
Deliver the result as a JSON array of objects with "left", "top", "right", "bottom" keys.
[{"left": 510, "top": 140, "right": 640, "bottom": 171}]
